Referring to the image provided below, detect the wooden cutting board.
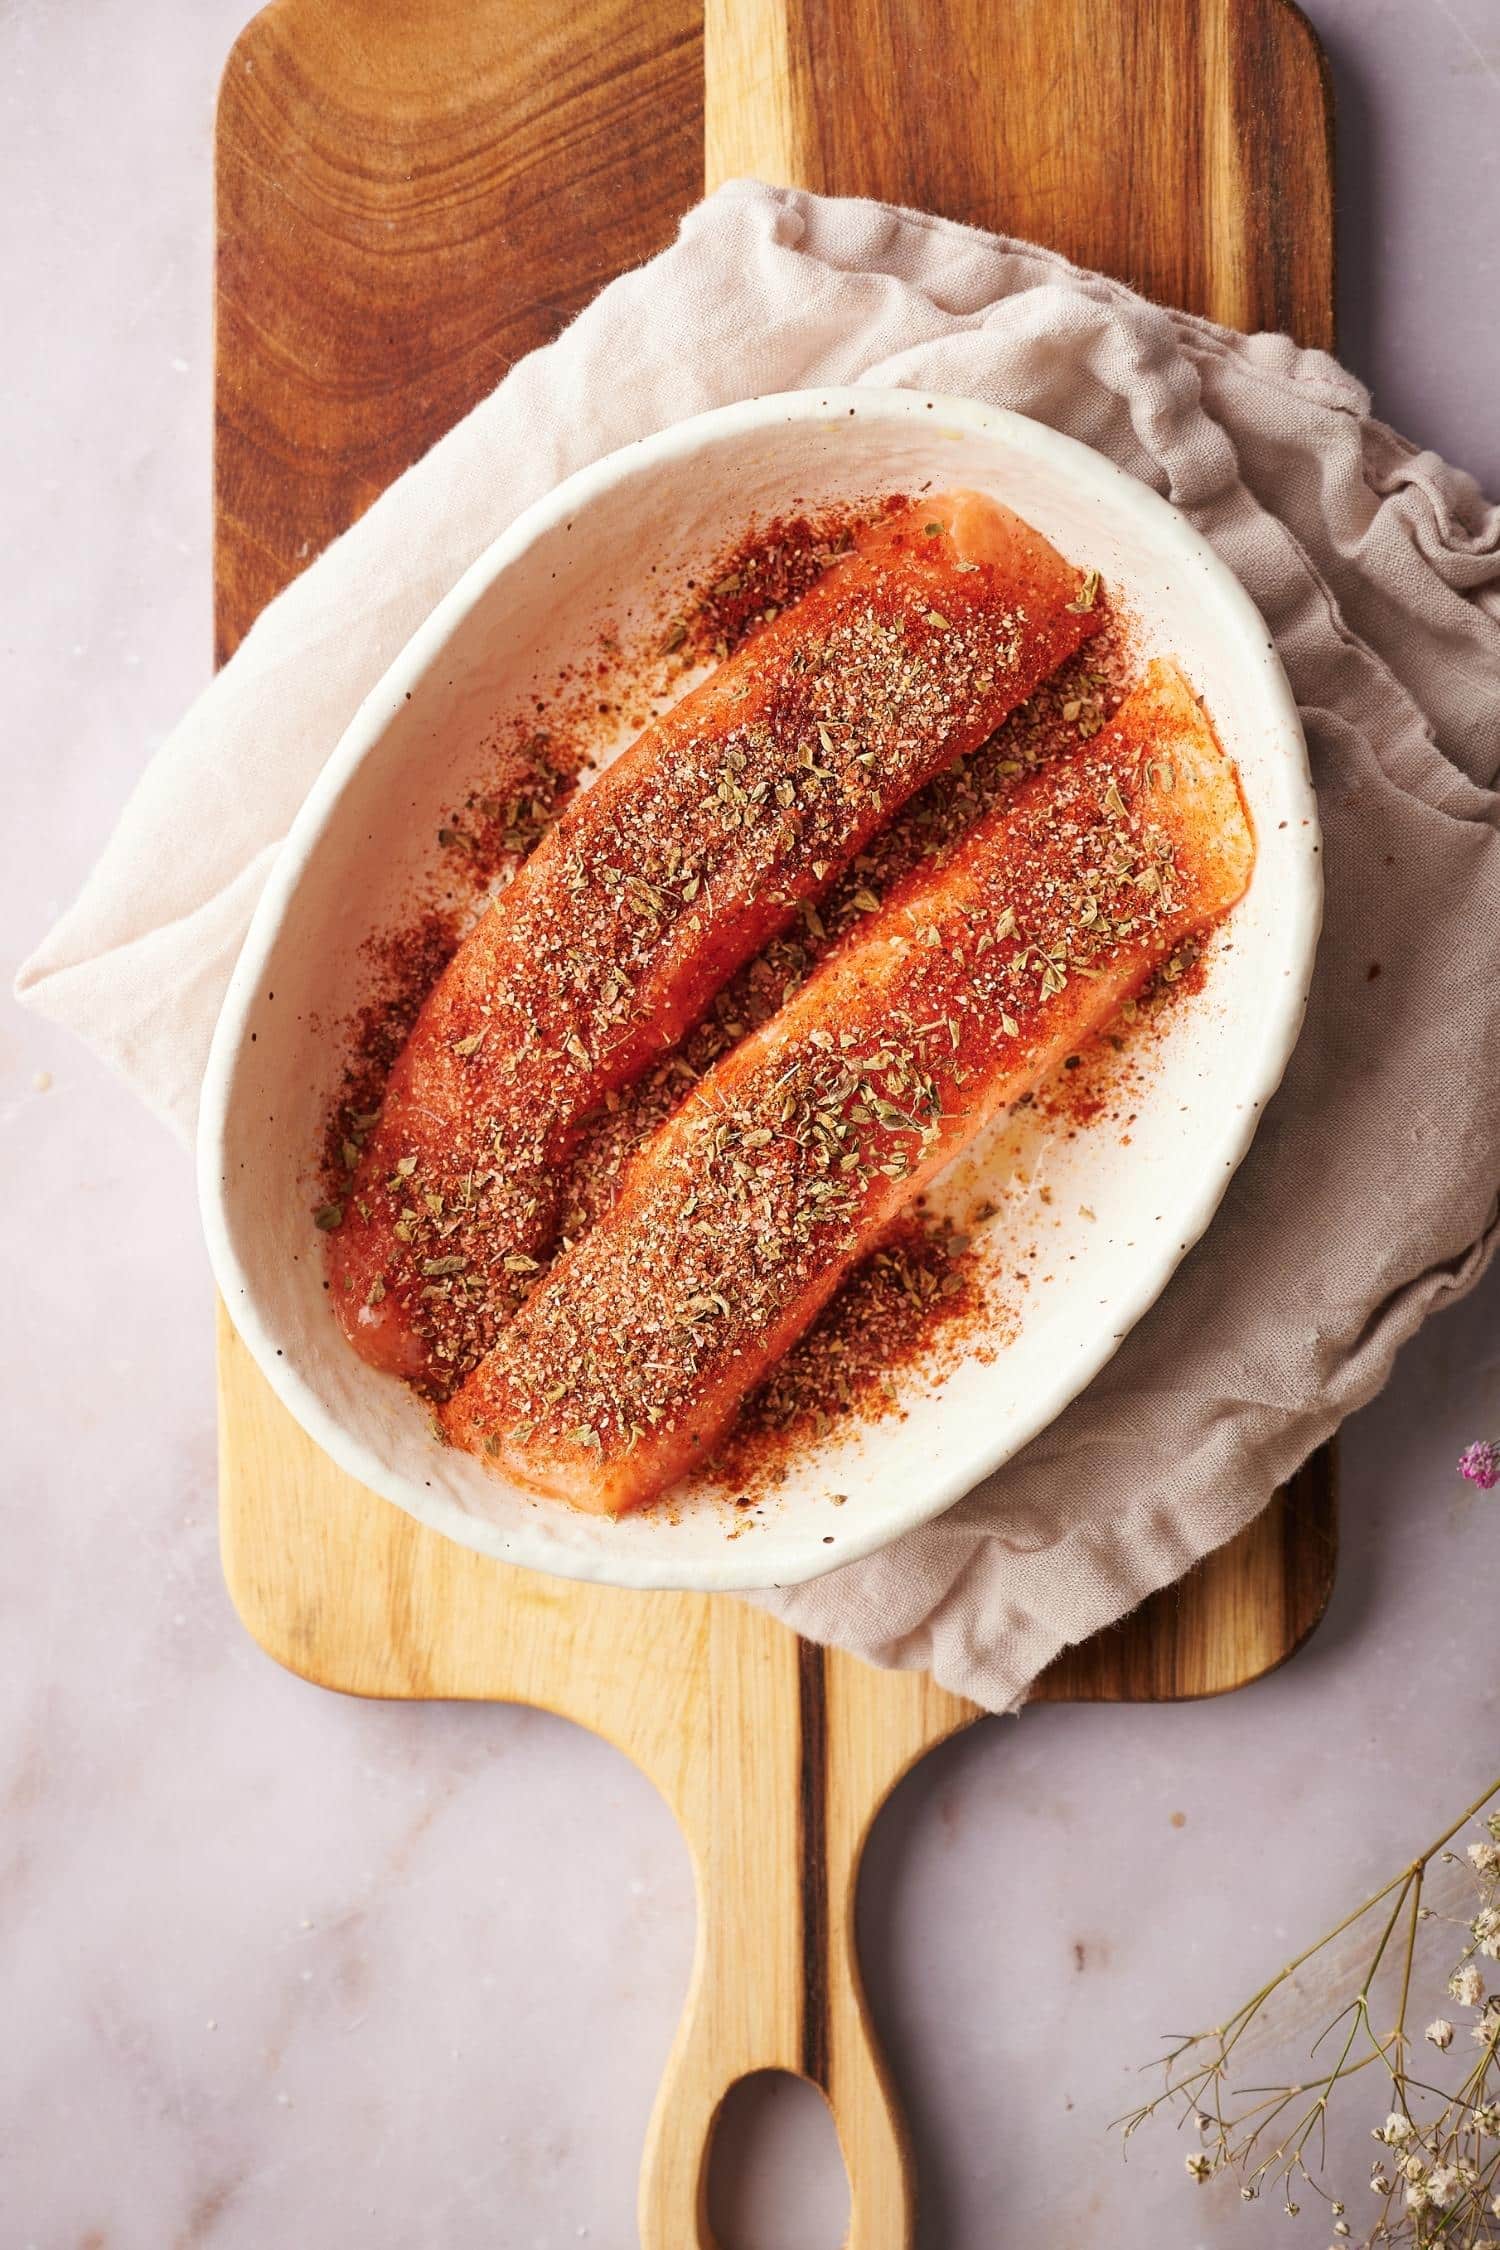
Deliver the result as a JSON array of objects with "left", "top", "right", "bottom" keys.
[{"left": 214, "top": 3, "right": 1337, "bottom": 2240}]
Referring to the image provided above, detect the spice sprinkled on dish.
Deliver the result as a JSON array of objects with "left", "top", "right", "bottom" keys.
[
  {"left": 441, "top": 661, "right": 1254, "bottom": 1513},
  {"left": 324, "top": 490, "right": 1103, "bottom": 1392}
]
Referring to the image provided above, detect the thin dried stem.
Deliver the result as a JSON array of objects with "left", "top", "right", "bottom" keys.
[{"left": 1116, "top": 1784, "right": 1500, "bottom": 2247}]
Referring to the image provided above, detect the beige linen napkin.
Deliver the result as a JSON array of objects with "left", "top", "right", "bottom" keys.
[{"left": 21, "top": 182, "right": 1500, "bottom": 1711}]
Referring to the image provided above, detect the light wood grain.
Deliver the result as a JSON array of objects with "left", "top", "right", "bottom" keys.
[
  {"left": 705, "top": 0, "right": 1333, "bottom": 342},
  {"left": 219, "top": 1306, "right": 973, "bottom": 2244},
  {"left": 214, "top": 0, "right": 701, "bottom": 665},
  {"left": 215, "top": 3, "right": 1336, "bottom": 2238}
]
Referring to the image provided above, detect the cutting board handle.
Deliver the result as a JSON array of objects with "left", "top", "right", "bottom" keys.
[
  {"left": 637, "top": 1871, "right": 911, "bottom": 2247},
  {"left": 636, "top": 1622, "right": 926, "bottom": 2247}
]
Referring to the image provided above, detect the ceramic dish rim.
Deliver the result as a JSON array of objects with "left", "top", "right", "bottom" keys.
[{"left": 197, "top": 385, "right": 1322, "bottom": 1591}]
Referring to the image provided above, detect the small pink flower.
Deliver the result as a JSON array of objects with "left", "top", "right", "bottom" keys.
[{"left": 1458, "top": 1440, "right": 1500, "bottom": 1491}]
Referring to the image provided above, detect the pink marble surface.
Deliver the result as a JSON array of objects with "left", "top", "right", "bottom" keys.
[{"left": 4, "top": 4, "right": 1497, "bottom": 2245}]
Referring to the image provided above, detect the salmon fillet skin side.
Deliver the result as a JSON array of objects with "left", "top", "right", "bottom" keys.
[
  {"left": 442, "top": 661, "right": 1255, "bottom": 1512},
  {"left": 326, "top": 491, "right": 1102, "bottom": 1391}
]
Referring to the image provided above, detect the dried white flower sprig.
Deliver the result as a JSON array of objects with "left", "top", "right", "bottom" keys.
[{"left": 1117, "top": 1782, "right": 1500, "bottom": 2245}]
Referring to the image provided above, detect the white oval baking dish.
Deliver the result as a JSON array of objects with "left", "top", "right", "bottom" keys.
[{"left": 198, "top": 388, "right": 1320, "bottom": 1591}]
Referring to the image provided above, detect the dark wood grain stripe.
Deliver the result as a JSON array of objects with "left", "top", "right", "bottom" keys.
[
  {"left": 1234, "top": 0, "right": 1337, "bottom": 348},
  {"left": 797, "top": 1635, "right": 831, "bottom": 2087}
]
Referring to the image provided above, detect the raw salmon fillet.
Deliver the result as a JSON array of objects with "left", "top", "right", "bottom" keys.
[
  {"left": 326, "top": 491, "right": 1102, "bottom": 1390},
  {"left": 442, "top": 662, "right": 1254, "bottom": 1512}
]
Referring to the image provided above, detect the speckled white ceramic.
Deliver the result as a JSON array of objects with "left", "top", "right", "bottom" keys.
[{"left": 198, "top": 388, "right": 1320, "bottom": 1590}]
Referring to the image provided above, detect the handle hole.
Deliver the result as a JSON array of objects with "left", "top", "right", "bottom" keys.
[{"left": 706, "top": 2069, "right": 850, "bottom": 2249}]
